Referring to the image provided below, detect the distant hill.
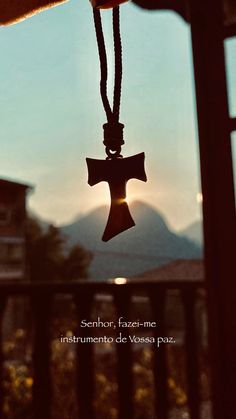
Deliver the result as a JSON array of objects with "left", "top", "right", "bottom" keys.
[
  {"left": 61, "top": 201, "right": 202, "bottom": 280},
  {"left": 180, "top": 220, "right": 203, "bottom": 247}
]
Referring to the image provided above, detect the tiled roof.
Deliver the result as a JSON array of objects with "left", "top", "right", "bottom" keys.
[{"left": 132, "top": 259, "right": 204, "bottom": 282}]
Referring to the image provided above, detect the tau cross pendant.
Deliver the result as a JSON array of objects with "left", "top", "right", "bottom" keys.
[
  {"left": 86, "top": 152, "right": 147, "bottom": 241},
  {"left": 88, "top": 8, "right": 147, "bottom": 241}
]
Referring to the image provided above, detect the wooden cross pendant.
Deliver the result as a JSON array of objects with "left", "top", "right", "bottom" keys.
[{"left": 86, "top": 152, "right": 147, "bottom": 241}]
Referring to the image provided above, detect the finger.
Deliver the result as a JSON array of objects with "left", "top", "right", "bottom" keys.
[{"left": 0, "top": 0, "right": 68, "bottom": 26}]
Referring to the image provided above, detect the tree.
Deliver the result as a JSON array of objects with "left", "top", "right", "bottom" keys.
[
  {"left": 25, "top": 217, "right": 92, "bottom": 281},
  {"left": 63, "top": 245, "right": 93, "bottom": 280}
]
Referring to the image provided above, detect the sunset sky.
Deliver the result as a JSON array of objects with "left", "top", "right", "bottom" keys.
[{"left": 0, "top": 0, "right": 235, "bottom": 230}]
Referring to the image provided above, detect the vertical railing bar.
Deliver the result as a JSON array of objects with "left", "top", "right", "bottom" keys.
[
  {"left": 182, "top": 289, "right": 200, "bottom": 419},
  {"left": 114, "top": 287, "right": 134, "bottom": 419},
  {"left": 74, "top": 291, "right": 95, "bottom": 419},
  {"left": 224, "top": 23, "right": 236, "bottom": 39},
  {"left": 229, "top": 117, "right": 236, "bottom": 132},
  {"left": 189, "top": 0, "right": 236, "bottom": 417},
  {"left": 149, "top": 288, "right": 168, "bottom": 419},
  {"left": 32, "top": 290, "right": 52, "bottom": 419},
  {"left": 0, "top": 296, "right": 6, "bottom": 419}
]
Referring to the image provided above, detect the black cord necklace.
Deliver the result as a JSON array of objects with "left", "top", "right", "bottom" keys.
[
  {"left": 93, "top": 7, "right": 123, "bottom": 158},
  {"left": 86, "top": 6, "right": 147, "bottom": 242}
]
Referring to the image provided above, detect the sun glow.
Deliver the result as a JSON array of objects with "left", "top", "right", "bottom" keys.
[
  {"left": 117, "top": 197, "right": 129, "bottom": 205},
  {"left": 196, "top": 192, "right": 203, "bottom": 203},
  {"left": 112, "top": 277, "right": 128, "bottom": 285}
]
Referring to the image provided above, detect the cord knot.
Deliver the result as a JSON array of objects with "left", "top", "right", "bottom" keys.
[{"left": 103, "top": 121, "right": 124, "bottom": 153}]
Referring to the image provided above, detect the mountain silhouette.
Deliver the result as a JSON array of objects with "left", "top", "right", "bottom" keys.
[
  {"left": 180, "top": 220, "right": 203, "bottom": 247},
  {"left": 61, "top": 201, "right": 202, "bottom": 280}
]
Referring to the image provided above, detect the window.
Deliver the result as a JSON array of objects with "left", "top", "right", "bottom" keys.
[
  {"left": 8, "top": 244, "right": 24, "bottom": 263},
  {"left": 0, "top": 208, "right": 11, "bottom": 226}
]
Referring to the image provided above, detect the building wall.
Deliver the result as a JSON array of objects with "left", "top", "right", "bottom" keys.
[{"left": 0, "top": 181, "right": 28, "bottom": 280}]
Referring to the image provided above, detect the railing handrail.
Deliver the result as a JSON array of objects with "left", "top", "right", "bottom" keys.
[{"left": 0, "top": 279, "right": 204, "bottom": 295}]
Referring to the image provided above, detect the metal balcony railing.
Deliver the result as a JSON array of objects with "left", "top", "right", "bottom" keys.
[{"left": 0, "top": 280, "right": 206, "bottom": 419}]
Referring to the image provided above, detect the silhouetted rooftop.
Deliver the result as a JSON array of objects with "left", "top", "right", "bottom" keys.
[
  {"left": 0, "top": 177, "right": 33, "bottom": 191},
  {"left": 132, "top": 259, "right": 204, "bottom": 281}
]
